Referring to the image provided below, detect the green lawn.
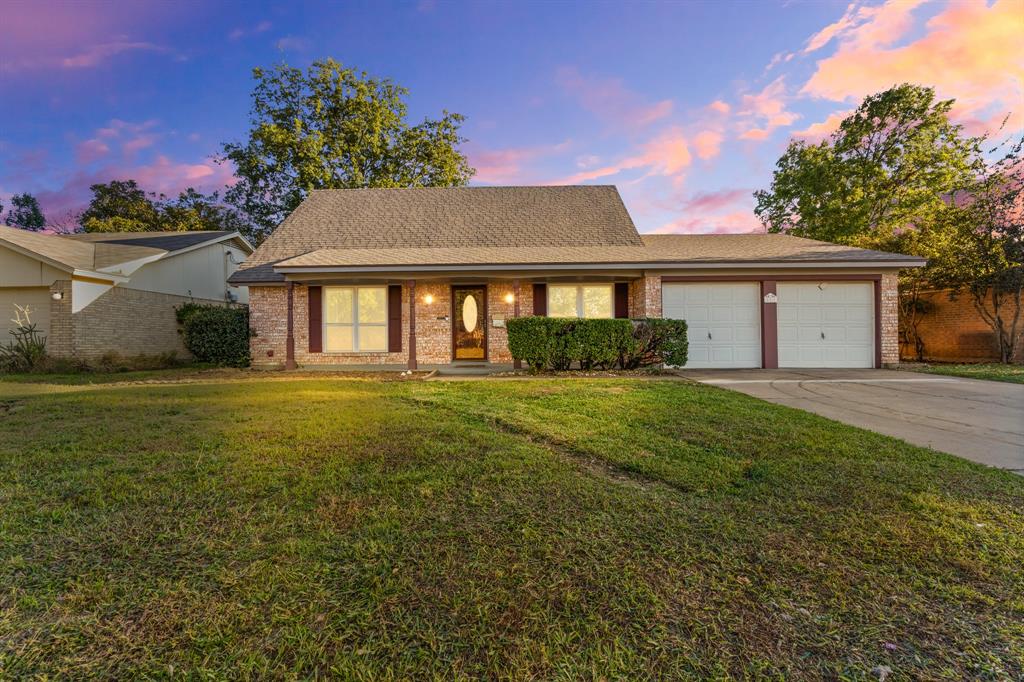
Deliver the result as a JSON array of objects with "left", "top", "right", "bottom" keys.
[
  {"left": 1, "top": 376, "right": 1021, "bottom": 679},
  {"left": 904, "top": 362, "right": 1024, "bottom": 384}
]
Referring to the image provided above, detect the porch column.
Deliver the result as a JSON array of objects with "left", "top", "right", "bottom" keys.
[
  {"left": 512, "top": 279, "right": 522, "bottom": 370},
  {"left": 407, "top": 280, "right": 418, "bottom": 370},
  {"left": 285, "top": 282, "right": 297, "bottom": 370}
]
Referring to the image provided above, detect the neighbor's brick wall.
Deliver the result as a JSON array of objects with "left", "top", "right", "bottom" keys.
[
  {"left": 629, "top": 275, "right": 662, "bottom": 318},
  {"left": 70, "top": 286, "right": 217, "bottom": 359},
  {"left": 880, "top": 273, "right": 900, "bottom": 366},
  {"left": 902, "top": 288, "right": 1024, "bottom": 363}
]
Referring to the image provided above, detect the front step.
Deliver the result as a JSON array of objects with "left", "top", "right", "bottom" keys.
[{"left": 435, "top": 362, "right": 513, "bottom": 376}]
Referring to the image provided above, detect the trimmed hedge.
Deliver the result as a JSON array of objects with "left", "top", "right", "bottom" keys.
[
  {"left": 177, "top": 304, "right": 252, "bottom": 367},
  {"left": 506, "top": 317, "right": 688, "bottom": 372}
]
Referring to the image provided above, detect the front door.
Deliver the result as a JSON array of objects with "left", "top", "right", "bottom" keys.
[{"left": 452, "top": 285, "right": 487, "bottom": 361}]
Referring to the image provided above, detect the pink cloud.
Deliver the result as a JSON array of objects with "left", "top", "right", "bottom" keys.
[
  {"left": 735, "top": 77, "right": 800, "bottom": 141},
  {"left": 122, "top": 134, "right": 158, "bottom": 157},
  {"left": 554, "top": 128, "right": 691, "bottom": 184},
  {"left": 650, "top": 188, "right": 761, "bottom": 235},
  {"left": 61, "top": 41, "right": 173, "bottom": 68},
  {"left": 793, "top": 110, "right": 852, "bottom": 142},
  {"left": 692, "top": 130, "right": 724, "bottom": 160},
  {"left": 556, "top": 66, "right": 674, "bottom": 129},
  {"left": 75, "top": 139, "right": 110, "bottom": 164},
  {"left": 468, "top": 140, "right": 571, "bottom": 184},
  {"left": 801, "top": 0, "right": 1023, "bottom": 137},
  {"left": 708, "top": 100, "right": 731, "bottom": 115}
]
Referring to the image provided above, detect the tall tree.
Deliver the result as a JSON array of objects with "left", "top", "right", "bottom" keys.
[
  {"left": 930, "top": 137, "right": 1024, "bottom": 363},
  {"left": 754, "top": 84, "right": 981, "bottom": 244},
  {"left": 81, "top": 180, "right": 160, "bottom": 232},
  {"left": 158, "top": 188, "right": 250, "bottom": 234},
  {"left": 4, "top": 193, "right": 46, "bottom": 231},
  {"left": 221, "top": 58, "right": 474, "bottom": 241}
]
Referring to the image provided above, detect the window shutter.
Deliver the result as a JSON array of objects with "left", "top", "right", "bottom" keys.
[
  {"left": 532, "top": 283, "right": 547, "bottom": 316},
  {"left": 614, "top": 282, "right": 629, "bottom": 318},
  {"left": 308, "top": 286, "right": 322, "bottom": 353},
  {"left": 387, "top": 285, "right": 403, "bottom": 352}
]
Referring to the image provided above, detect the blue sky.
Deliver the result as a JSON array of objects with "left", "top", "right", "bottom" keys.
[{"left": 0, "top": 0, "right": 1019, "bottom": 233}]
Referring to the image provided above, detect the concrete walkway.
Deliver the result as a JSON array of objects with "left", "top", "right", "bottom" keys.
[{"left": 679, "top": 368, "right": 1024, "bottom": 474}]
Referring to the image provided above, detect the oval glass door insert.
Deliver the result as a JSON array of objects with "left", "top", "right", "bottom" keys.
[{"left": 462, "top": 295, "right": 478, "bottom": 332}]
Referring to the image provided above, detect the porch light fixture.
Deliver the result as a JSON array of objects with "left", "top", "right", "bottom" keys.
[
  {"left": 504, "top": 292, "right": 515, "bottom": 304},
  {"left": 51, "top": 292, "right": 63, "bottom": 301},
  {"left": 423, "top": 293, "right": 434, "bottom": 304}
]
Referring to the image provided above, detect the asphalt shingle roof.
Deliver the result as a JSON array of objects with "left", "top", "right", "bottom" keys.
[
  {"left": 229, "top": 186, "right": 923, "bottom": 284},
  {"left": 65, "top": 230, "right": 237, "bottom": 253},
  {"left": 0, "top": 225, "right": 165, "bottom": 273}
]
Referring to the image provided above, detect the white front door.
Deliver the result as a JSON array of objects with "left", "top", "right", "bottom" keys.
[
  {"left": 777, "top": 282, "right": 874, "bottom": 368},
  {"left": 662, "top": 283, "right": 761, "bottom": 368}
]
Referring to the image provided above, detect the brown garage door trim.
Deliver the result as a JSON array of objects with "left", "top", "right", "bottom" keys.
[{"left": 661, "top": 275, "right": 883, "bottom": 369}]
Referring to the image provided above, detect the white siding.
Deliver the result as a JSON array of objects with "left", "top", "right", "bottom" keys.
[
  {"left": 124, "top": 242, "right": 248, "bottom": 303},
  {"left": 0, "top": 246, "right": 65, "bottom": 287},
  {"left": 0, "top": 287, "right": 51, "bottom": 339}
]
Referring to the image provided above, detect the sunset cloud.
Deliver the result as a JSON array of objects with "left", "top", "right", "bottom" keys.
[
  {"left": 792, "top": 110, "right": 851, "bottom": 142},
  {"left": 651, "top": 188, "right": 761, "bottom": 234},
  {"left": 469, "top": 140, "right": 571, "bottom": 184},
  {"left": 554, "top": 128, "right": 691, "bottom": 185},
  {"left": 801, "top": 0, "right": 1023, "bottom": 136},
  {"left": 556, "top": 66, "right": 674, "bottom": 129},
  {"left": 735, "top": 77, "right": 800, "bottom": 141},
  {"left": 692, "top": 130, "right": 724, "bottom": 160}
]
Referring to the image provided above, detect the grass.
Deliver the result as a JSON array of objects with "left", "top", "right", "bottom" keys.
[
  {"left": 1, "top": 376, "right": 1021, "bottom": 679},
  {"left": 903, "top": 362, "right": 1024, "bottom": 384}
]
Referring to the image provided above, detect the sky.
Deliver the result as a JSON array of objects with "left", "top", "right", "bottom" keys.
[{"left": 0, "top": 0, "right": 1021, "bottom": 234}]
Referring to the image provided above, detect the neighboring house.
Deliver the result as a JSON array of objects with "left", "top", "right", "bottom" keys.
[
  {"left": 228, "top": 186, "right": 923, "bottom": 370},
  {"left": 1, "top": 228, "right": 253, "bottom": 359},
  {"left": 902, "top": 288, "right": 1024, "bottom": 364}
]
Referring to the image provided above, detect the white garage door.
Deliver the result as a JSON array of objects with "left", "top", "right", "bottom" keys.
[
  {"left": 777, "top": 282, "right": 874, "bottom": 368},
  {"left": 662, "top": 283, "right": 761, "bottom": 368}
]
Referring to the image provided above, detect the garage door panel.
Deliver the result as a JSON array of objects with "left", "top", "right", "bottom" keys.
[
  {"left": 663, "top": 283, "right": 761, "bottom": 368},
  {"left": 777, "top": 282, "right": 874, "bottom": 368}
]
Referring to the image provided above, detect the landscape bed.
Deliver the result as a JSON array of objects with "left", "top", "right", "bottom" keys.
[{"left": 1, "top": 376, "right": 1021, "bottom": 679}]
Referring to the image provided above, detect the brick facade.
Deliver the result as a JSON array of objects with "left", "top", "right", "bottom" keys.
[
  {"left": 251, "top": 273, "right": 902, "bottom": 369},
  {"left": 902, "top": 288, "right": 1024, "bottom": 363},
  {"left": 44, "top": 280, "right": 222, "bottom": 360},
  {"left": 880, "top": 273, "right": 900, "bottom": 366}
]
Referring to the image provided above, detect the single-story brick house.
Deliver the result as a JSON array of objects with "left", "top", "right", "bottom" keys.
[
  {"left": 1, "top": 227, "right": 252, "bottom": 359},
  {"left": 229, "top": 186, "right": 923, "bottom": 370}
]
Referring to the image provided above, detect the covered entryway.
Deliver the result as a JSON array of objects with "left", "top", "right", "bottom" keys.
[
  {"left": 662, "top": 282, "right": 761, "bottom": 368},
  {"left": 777, "top": 282, "right": 874, "bottom": 368}
]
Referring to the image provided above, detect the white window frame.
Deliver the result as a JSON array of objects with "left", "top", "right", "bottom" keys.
[
  {"left": 322, "top": 286, "right": 389, "bottom": 353},
  {"left": 547, "top": 283, "right": 614, "bottom": 319}
]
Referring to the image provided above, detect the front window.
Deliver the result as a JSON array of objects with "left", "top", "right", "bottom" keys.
[
  {"left": 323, "top": 286, "right": 388, "bottom": 352},
  {"left": 547, "top": 284, "right": 613, "bottom": 318}
]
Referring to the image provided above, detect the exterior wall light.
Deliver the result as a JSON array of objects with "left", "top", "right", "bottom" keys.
[
  {"left": 51, "top": 292, "right": 63, "bottom": 301},
  {"left": 504, "top": 292, "right": 515, "bottom": 304},
  {"left": 423, "top": 293, "right": 434, "bottom": 305}
]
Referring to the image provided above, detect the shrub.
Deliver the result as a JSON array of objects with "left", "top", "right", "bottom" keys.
[
  {"left": 621, "top": 319, "right": 689, "bottom": 369},
  {"left": 179, "top": 304, "right": 252, "bottom": 367},
  {"left": 0, "top": 324, "right": 48, "bottom": 373},
  {"left": 508, "top": 316, "right": 688, "bottom": 372}
]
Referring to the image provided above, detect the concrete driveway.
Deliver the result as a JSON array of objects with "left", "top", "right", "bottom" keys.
[{"left": 679, "top": 368, "right": 1024, "bottom": 473}]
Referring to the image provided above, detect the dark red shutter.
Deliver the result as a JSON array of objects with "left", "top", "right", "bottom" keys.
[
  {"left": 308, "top": 286, "right": 322, "bottom": 353},
  {"left": 614, "top": 282, "right": 629, "bottom": 318},
  {"left": 532, "top": 283, "right": 547, "bottom": 316},
  {"left": 388, "top": 284, "right": 402, "bottom": 352}
]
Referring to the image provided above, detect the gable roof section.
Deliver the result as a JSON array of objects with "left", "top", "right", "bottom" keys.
[
  {"left": 0, "top": 225, "right": 165, "bottom": 275},
  {"left": 64, "top": 230, "right": 242, "bottom": 253},
  {"left": 233, "top": 186, "right": 642, "bottom": 283},
  {"left": 274, "top": 234, "right": 923, "bottom": 271}
]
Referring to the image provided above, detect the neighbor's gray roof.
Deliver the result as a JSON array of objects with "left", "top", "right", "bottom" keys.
[
  {"left": 232, "top": 186, "right": 642, "bottom": 283},
  {"left": 0, "top": 225, "right": 165, "bottom": 274},
  {"left": 274, "top": 234, "right": 923, "bottom": 270},
  {"left": 65, "top": 230, "right": 245, "bottom": 253}
]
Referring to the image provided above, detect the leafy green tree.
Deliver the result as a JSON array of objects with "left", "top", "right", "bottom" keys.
[
  {"left": 159, "top": 188, "right": 250, "bottom": 234},
  {"left": 4, "top": 193, "right": 46, "bottom": 231},
  {"left": 930, "top": 137, "right": 1024, "bottom": 363},
  {"left": 754, "top": 84, "right": 980, "bottom": 244},
  {"left": 81, "top": 180, "right": 160, "bottom": 232},
  {"left": 221, "top": 58, "right": 474, "bottom": 241}
]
